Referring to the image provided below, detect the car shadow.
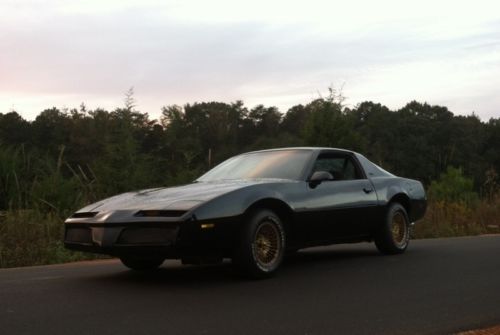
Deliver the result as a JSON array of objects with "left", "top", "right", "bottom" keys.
[
  {"left": 286, "top": 246, "right": 377, "bottom": 263},
  {"left": 81, "top": 244, "right": 381, "bottom": 288}
]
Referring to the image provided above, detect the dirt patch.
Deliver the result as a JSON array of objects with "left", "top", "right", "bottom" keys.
[{"left": 456, "top": 325, "right": 500, "bottom": 335}]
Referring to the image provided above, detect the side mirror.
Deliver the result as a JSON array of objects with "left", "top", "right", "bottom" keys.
[{"left": 309, "top": 171, "right": 334, "bottom": 188}]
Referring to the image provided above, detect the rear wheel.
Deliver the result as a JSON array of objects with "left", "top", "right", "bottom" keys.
[
  {"left": 374, "top": 203, "right": 410, "bottom": 254},
  {"left": 120, "top": 256, "right": 165, "bottom": 271},
  {"left": 234, "top": 209, "right": 286, "bottom": 278}
]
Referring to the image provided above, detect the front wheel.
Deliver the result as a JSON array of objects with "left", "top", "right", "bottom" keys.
[
  {"left": 120, "top": 256, "right": 165, "bottom": 271},
  {"left": 234, "top": 209, "right": 286, "bottom": 279},
  {"left": 374, "top": 203, "right": 410, "bottom": 254}
]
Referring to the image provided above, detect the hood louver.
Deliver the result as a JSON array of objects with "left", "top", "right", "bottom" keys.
[
  {"left": 134, "top": 210, "right": 187, "bottom": 217},
  {"left": 71, "top": 212, "right": 98, "bottom": 218}
]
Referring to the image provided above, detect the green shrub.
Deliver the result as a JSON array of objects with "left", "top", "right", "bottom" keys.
[{"left": 427, "top": 166, "right": 478, "bottom": 206}]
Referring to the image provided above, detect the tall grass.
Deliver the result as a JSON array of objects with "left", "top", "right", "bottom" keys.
[
  {"left": 2, "top": 197, "right": 497, "bottom": 268},
  {"left": 0, "top": 145, "right": 97, "bottom": 216},
  {"left": 0, "top": 145, "right": 103, "bottom": 267},
  {"left": 0, "top": 210, "right": 101, "bottom": 267},
  {"left": 414, "top": 197, "right": 500, "bottom": 238},
  {"left": 414, "top": 166, "right": 500, "bottom": 238}
]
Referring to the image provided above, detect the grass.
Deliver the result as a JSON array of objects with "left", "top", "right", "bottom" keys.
[
  {"left": 1, "top": 196, "right": 498, "bottom": 268},
  {"left": 0, "top": 210, "right": 103, "bottom": 268},
  {"left": 413, "top": 197, "right": 500, "bottom": 239}
]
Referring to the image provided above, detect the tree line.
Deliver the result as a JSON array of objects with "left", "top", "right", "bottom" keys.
[{"left": 0, "top": 90, "right": 499, "bottom": 216}]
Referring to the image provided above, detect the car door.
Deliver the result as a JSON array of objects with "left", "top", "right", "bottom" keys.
[{"left": 298, "top": 152, "right": 378, "bottom": 243}]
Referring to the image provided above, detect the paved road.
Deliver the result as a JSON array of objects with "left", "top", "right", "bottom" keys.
[{"left": 1, "top": 236, "right": 499, "bottom": 335}]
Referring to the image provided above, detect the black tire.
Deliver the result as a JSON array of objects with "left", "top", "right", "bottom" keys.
[
  {"left": 234, "top": 209, "right": 286, "bottom": 279},
  {"left": 374, "top": 203, "right": 410, "bottom": 255},
  {"left": 120, "top": 256, "right": 165, "bottom": 271}
]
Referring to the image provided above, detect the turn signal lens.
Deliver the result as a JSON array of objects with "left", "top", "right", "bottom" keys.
[{"left": 200, "top": 223, "right": 215, "bottom": 229}]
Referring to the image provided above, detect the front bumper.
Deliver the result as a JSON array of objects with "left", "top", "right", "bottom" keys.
[
  {"left": 64, "top": 222, "right": 180, "bottom": 256},
  {"left": 64, "top": 216, "right": 240, "bottom": 258}
]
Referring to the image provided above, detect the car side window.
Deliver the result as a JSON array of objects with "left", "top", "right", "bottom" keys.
[{"left": 312, "top": 154, "right": 362, "bottom": 181}]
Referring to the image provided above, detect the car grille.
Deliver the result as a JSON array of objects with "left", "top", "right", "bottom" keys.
[
  {"left": 65, "top": 227, "right": 92, "bottom": 244},
  {"left": 117, "top": 227, "right": 178, "bottom": 245}
]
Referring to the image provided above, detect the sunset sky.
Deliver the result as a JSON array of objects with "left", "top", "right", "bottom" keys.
[{"left": 1, "top": 0, "right": 500, "bottom": 120}]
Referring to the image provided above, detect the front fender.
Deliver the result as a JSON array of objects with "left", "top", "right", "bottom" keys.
[{"left": 192, "top": 184, "right": 292, "bottom": 221}]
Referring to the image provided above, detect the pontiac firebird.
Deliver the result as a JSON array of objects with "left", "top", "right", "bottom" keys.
[{"left": 64, "top": 147, "right": 427, "bottom": 278}]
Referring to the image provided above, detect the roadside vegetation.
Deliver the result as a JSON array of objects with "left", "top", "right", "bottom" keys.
[
  {"left": 414, "top": 167, "right": 499, "bottom": 238},
  {"left": 1, "top": 89, "right": 498, "bottom": 267}
]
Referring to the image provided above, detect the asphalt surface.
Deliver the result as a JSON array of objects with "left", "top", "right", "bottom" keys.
[{"left": 1, "top": 236, "right": 499, "bottom": 335}]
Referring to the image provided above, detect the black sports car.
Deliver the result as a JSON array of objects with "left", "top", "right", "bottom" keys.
[{"left": 64, "top": 147, "right": 426, "bottom": 277}]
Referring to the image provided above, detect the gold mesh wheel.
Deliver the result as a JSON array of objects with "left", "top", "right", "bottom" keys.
[
  {"left": 236, "top": 209, "right": 286, "bottom": 278},
  {"left": 391, "top": 211, "right": 408, "bottom": 248},
  {"left": 375, "top": 203, "right": 410, "bottom": 255},
  {"left": 252, "top": 220, "right": 282, "bottom": 270}
]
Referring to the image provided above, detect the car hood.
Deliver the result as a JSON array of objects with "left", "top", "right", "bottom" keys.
[{"left": 76, "top": 179, "right": 294, "bottom": 213}]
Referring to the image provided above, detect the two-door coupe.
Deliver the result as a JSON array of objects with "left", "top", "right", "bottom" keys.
[{"left": 64, "top": 147, "right": 426, "bottom": 278}]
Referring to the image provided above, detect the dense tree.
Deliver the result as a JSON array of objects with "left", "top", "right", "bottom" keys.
[
  {"left": 0, "top": 112, "right": 31, "bottom": 146},
  {"left": 281, "top": 104, "right": 308, "bottom": 136},
  {"left": 0, "top": 96, "right": 498, "bottom": 214}
]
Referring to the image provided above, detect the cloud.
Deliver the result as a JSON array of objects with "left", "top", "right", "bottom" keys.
[{"left": 1, "top": 0, "right": 499, "bottom": 119}]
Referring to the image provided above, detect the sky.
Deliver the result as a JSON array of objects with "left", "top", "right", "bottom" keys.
[{"left": 1, "top": 0, "right": 500, "bottom": 121}]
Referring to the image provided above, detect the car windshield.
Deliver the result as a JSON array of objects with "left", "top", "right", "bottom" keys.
[{"left": 197, "top": 150, "right": 313, "bottom": 182}]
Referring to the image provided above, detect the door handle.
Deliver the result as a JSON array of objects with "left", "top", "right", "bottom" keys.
[{"left": 363, "top": 188, "right": 373, "bottom": 194}]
